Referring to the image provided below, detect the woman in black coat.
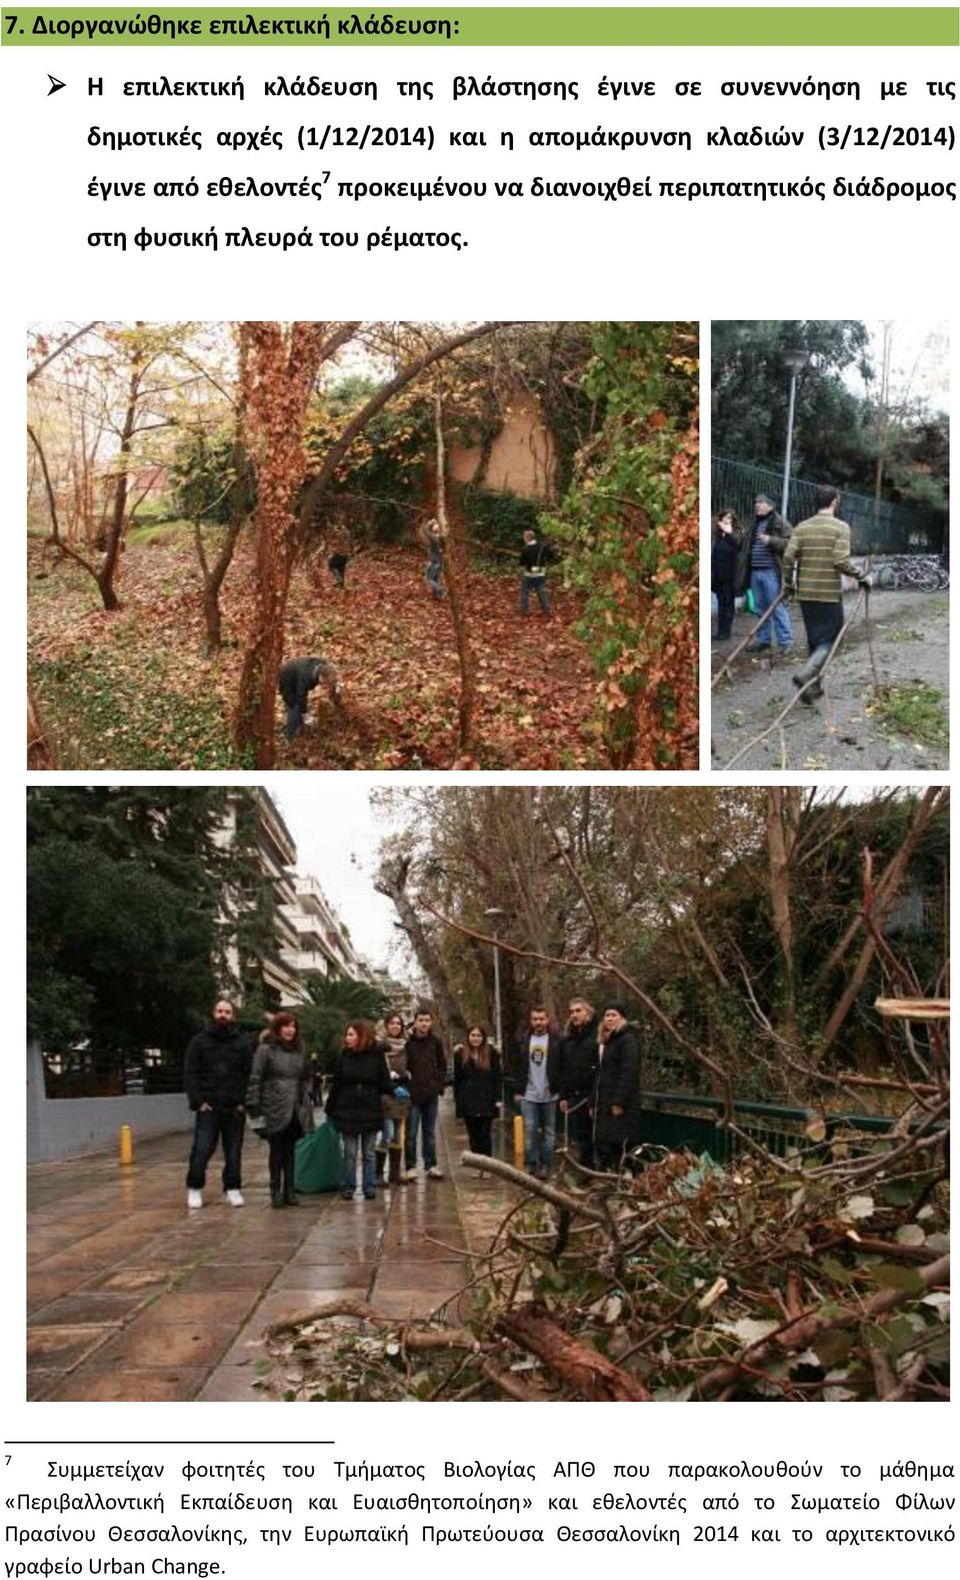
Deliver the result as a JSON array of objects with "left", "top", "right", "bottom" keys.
[
  {"left": 453, "top": 1026, "right": 502, "bottom": 1158},
  {"left": 711, "top": 508, "right": 742, "bottom": 642},
  {"left": 246, "top": 1013, "right": 314, "bottom": 1208},
  {"left": 592, "top": 1002, "right": 641, "bottom": 1171},
  {"left": 325, "top": 1019, "right": 396, "bottom": 1200}
]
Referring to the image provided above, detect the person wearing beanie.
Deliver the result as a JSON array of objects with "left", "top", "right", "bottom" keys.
[
  {"left": 591, "top": 1002, "right": 641, "bottom": 1171},
  {"left": 737, "top": 493, "right": 793, "bottom": 654}
]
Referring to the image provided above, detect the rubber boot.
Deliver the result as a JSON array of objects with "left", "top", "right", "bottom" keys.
[
  {"left": 388, "top": 1144, "right": 405, "bottom": 1184},
  {"left": 269, "top": 1162, "right": 284, "bottom": 1209},
  {"left": 792, "top": 643, "right": 830, "bottom": 704}
]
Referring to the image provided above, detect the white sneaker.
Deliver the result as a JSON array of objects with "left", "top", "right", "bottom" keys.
[
  {"left": 224, "top": 1189, "right": 244, "bottom": 1207},
  {"left": 427, "top": 1166, "right": 444, "bottom": 1180},
  {"left": 187, "top": 1189, "right": 203, "bottom": 1209},
  {"left": 401, "top": 1168, "right": 418, "bottom": 1182}
]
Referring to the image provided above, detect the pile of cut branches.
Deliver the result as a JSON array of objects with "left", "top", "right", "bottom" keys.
[{"left": 258, "top": 1126, "right": 949, "bottom": 1403}]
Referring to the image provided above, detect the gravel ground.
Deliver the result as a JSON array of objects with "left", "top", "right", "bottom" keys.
[{"left": 710, "top": 589, "right": 949, "bottom": 771}]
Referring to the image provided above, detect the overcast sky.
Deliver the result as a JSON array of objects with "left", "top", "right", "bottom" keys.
[
  {"left": 855, "top": 320, "right": 950, "bottom": 409},
  {"left": 269, "top": 783, "right": 404, "bottom": 972}
]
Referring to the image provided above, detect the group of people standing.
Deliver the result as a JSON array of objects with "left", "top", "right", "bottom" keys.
[
  {"left": 183, "top": 1002, "right": 452, "bottom": 1209},
  {"left": 182, "top": 994, "right": 643, "bottom": 1212},
  {"left": 512, "top": 999, "right": 640, "bottom": 1175},
  {"left": 420, "top": 518, "right": 554, "bottom": 615},
  {"left": 712, "top": 486, "right": 873, "bottom": 700}
]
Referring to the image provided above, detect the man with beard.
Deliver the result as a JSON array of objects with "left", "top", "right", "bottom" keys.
[{"left": 184, "top": 999, "right": 253, "bottom": 1209}]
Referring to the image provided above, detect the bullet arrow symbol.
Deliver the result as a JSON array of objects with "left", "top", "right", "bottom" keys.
[{"left": 48, "top": 75, "right": 66, "bottom": 95}]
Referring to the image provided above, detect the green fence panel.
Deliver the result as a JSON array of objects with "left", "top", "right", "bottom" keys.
[{"left": 711, "top": 456, "right": 944, "bottom": 555}]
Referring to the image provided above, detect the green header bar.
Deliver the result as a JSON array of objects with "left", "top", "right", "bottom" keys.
[{"left": 2, "top": 8, "right": 958, "bottom": 47}]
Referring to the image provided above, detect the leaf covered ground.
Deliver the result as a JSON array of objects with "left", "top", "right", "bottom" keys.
[{"left": 29, "top": 532, "right": 606, "bottom": 770}]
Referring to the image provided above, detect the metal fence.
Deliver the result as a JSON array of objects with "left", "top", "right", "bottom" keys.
[
  {"left": 639, "top": 1091, "right": 894, "bottom": 1163},
  {"left": 711, "top": 456, "right": 945, "bottom": 555},
  {"left": 42, "top": 1048, "right": 185, "bottom": 1099}
]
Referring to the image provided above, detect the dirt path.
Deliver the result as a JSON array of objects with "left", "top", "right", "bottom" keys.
[{"left": 710, "top": 590, "right": 949, "bottom": 771}]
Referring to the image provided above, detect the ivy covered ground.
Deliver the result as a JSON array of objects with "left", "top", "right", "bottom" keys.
[{"left": 29, "top": 530, "right": 603, "bottom": 771}]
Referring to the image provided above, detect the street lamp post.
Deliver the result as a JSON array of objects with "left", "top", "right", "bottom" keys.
[{"left": 781, "top": 347, "right": 806, "bottom": 521}]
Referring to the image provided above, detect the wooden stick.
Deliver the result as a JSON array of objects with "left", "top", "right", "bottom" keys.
[
  {"left": 711, "top": 590, "right": 786, "bottom": 688},
  {"left": 461, "top": 1150, "right": 610, "bottom": 1225},
  {"left": 723, "top": 589, "right": 866, "bottom": 769}
]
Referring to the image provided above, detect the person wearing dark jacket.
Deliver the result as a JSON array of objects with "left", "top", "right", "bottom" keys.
[
  {"left": 378, "top": 1012, "right": 411, "bottom": 1185},
  {"left": 278, "top": 656, "right": 341, "bottom": 741},
  {"left": 402, "top": 1009, "right": 448, "bottom": 1179},
  {"left": 184, "top": 999, "right": 253, "bottom": 1209},
  {"left": 557, "top": 997, "right": 600, "bottom": 1168},
  {"left": 592, "top": 1001, "right": 641, "bottom": 1171},
  {"left": 246, "top": 1012, "right": 315, "bottom": 1208},
  {"left": 325, "top": 1020, "right": 397, "bottom": 1200},
  {"left": 514, "top": 1008, "right": 562, "bottom": 1177},
  {"left": 737, "top": 494, "right": 793, "bottom": 653},
  {"left": 454, "top": 1026, "right": 502, "bottom": 1158},
  {"left": 711, "top": 508, "right": 742, "bottom": 643},
  {"left": 519, "top": 529, "right": 551, "bottom": 616}
]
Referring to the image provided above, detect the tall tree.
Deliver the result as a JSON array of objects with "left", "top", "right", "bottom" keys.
[{"left": 232, "top": 321, "right": 505, "bottom": 768}]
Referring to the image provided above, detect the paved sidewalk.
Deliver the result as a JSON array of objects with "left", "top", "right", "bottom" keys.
[{"left": 26, "top": 1100, "right": 517, "bottom": 1401}]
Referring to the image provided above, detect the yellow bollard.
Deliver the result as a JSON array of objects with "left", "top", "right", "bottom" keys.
[
  {"left": 513, "top": 1113, "right": 525, "bottom": 1169},
  {"left": 119, "top": 1124, "right": 133, "bottom": 1166}
]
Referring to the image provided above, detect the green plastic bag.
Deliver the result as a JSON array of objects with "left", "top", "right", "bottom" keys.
[
  {"left": 745, "top": 587, "right": 756, "bottom": 614},
  {"left": 294, "top": 1120, "right": 343, "bottom": 1193}
]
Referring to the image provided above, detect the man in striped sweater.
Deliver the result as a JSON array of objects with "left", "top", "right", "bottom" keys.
[{"left": 781, "top": 487, "right": 873, "bottom": 702}]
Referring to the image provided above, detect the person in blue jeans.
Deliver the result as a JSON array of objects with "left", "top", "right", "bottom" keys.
[
  {"left": 738, "top": 494, "right": 793, "bottom": 652},
  {"left": 183, "top": 999, "right": 253, "bottom": 1210},
  {"left": 519, "top": 529, "right": 552, "bottom": 615},
  {"left": 325, "top": 1020, "right": 396, "bottom": 1200},
  {"left": 402, "top": 1009, "right": 448, "bottom": 1179},
  {"left": 420, "top": 518, "right": 445, "bottom": 600},
  {"left": 514, "top": 1007, "right": 562, "bottom": 1177}
]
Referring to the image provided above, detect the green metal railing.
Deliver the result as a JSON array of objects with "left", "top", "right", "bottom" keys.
[
  {"left": 711, "top": 456, "right": 945, "bottom": 556},
  {"left": 639, "top": 1090, "right": 894, "bottom": 1162}
]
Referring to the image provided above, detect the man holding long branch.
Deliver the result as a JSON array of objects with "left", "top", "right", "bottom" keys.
[{"left": 782, "top": 485, "right": 874, "bottom": 704}]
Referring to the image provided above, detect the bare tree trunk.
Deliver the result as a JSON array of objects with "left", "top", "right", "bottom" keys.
[
  {"left": 27, "top": 683, "right": 55, "bottom": 769},
  {"left": 233, "top": 323, "right": 331, "bottom": 767},
  {"left": 766, "top": 787, "right": 801, "bottom": 1041},
  {"left": 374, "top": 854, "right": 468, "bottom": 1038},
  {"left": 815, "top": 787, "right": 946, "bottom": 1064},
  {"left": 28, "top": 423, "right": 101, "bottom": 586},
  {"left": 97, "top": 336, "right": 143, "bottom": 611},
  {"left": 433, "top": 387, "right": 476, "bottom": 757}
]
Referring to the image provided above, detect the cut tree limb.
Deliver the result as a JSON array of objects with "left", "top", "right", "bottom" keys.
[{"left": 496, "top": 1305, "right": 650, "bottom": 1401}]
